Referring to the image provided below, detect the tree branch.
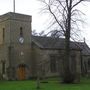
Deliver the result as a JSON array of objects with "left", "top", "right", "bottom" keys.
[
  {"left": 72, "top": 0, "right": 84, "bottom": 9},
  {"left": 48, "top": 6, "right": 65, "bottom": 33}
]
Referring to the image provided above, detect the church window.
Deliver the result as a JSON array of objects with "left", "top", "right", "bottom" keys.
[
  {"left": 1, "top": 60, "right": 6, "bottom": 74},
  {"left": 70, "top": 55, "right": 76, "bottom": 72},
  {"left": 50, "top": 55, "right": 57, "bottom": 73},
  {"left": 88, "top": 59, "right": 90, "bottom": 69},
  {"left": 20, "top": 27, "right": 23, "bottom": 37},
  {"left": 3, "top": 28, "right": 5, "bottom": 41}
]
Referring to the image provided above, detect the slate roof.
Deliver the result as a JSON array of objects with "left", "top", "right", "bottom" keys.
[
  {"left": 75, "top": 42, "right": 90, "bottom": 55},
  {"left": 32, "top": 36, "right": 90, "bottom": 55}
]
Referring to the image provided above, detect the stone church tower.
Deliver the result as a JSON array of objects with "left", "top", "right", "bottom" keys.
[{"left": 0, "top": 12, "right": 32, "bottom": 80}]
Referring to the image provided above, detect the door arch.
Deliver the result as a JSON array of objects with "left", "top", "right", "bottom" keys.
[{"left": 17, "top": 64, "right": 27, "bottom": 80}]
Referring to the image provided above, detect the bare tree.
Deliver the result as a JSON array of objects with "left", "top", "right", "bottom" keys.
[
  {"left": 32, "top": 30, "right": 47, "bottom": 37},
  {"left": 38, "top": 0, "right": 89, "bottom": 83},
  {"left": 32, "top": 30, "right": 38, "bottom": 36},
  {"left": 47, "top": 29, "right": 64, "bottom": 38}
]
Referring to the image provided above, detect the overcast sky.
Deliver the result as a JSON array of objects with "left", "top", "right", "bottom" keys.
[{"left": 0, "top": 0, "right": 90, "bottom": 45}]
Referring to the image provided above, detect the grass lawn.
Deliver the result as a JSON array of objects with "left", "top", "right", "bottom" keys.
[{"left": 0, "top": 78, "right": 90, "bottom": 90}]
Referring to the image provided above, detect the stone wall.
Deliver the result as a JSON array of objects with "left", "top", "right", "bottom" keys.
[
  {"left": 82, "top": 55, "right": 90, "bottom": 76},
  {"left": 0, "top": 12, "right": 32, "bottom": 80},
  {"left": 32, "top": 43, "right": 81, "bottom": 81}
]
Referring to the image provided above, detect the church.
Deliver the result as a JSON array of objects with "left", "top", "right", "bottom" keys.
[{"left": 0, "top": 12, "right": 90, "bottom": 81}]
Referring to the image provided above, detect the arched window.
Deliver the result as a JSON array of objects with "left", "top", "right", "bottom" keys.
[{"left": 20, "top": 27, "right": 23, "bottom": 37}]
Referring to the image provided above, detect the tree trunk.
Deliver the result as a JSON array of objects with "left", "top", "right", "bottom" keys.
[
  {"left": 62, "top": 1, "right": 75, "bottom": 83},
  {"left": 63, "top": 30, "right": 74, "bottom": 83}
]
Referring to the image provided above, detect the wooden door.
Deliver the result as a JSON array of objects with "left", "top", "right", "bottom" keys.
[{"left": 17, "top": 65, "right": 26, "bottom": 80}]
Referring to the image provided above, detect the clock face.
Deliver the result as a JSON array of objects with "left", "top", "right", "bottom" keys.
[{"left": 19, "top": 37, "right": 24, "bottom": 44}]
